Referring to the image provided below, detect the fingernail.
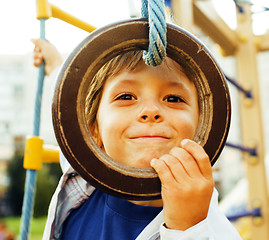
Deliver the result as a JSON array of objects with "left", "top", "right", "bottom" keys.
[
  {"left": 181, "top": 139, "right": 189, "bottom": 146},
  {"left": 150, "top": 158, "right": 157, "bottom": 167}
]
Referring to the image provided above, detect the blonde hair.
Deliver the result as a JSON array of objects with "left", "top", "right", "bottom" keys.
[{"left": 85, "top": 50, "right": 144, "bottom": 128}]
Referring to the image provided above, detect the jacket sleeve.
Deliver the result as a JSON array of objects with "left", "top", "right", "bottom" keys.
[
  {"left": 136, "top": 188, "right": 242, "bottom": 240},
  {"left": 159, "top": 189, "right": 242, "bottom": 240},
  {"left": 42, "top": 153, "right": 95, "bottom": 240}
]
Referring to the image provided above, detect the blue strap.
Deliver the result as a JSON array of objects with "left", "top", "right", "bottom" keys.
[{"left": 141, "top": 0, "right": 167, "bottom": 66}]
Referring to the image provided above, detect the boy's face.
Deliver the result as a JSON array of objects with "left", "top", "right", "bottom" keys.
[{"left": 95, "top": 57, "right": 199, "bottom": 168}]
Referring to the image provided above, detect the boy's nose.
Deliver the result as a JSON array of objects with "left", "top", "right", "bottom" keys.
[
  {"left": 140, "top": 114, "right": 161, "bottom": 122},
  {"left": 138, "top": 102, "right": 163, "bottom": 123}
]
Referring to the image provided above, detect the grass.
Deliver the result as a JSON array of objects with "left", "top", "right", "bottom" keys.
[{"left": 1, "top": 216, "right": 47, "bottom": 240}]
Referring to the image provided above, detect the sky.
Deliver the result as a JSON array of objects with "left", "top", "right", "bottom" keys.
[
  {"left": 1, "top": 0, "right": 269, "bottom": 55},
  {"left": 1, "top": 0, "right": 137, "bottom": 55}
]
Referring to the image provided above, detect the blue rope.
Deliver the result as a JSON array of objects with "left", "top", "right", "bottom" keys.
[
  {"left": 20, "top": 170, "right": 37, "bottom": 240},
  {"left": 226, "top": 142, "right": 257, "bottom": 156},
  {"left": 19, "top": 18, "right": 46, "bottom": 240},
  {"left": 164, "top": 0, "right": 172, "bottom": 9},
  {"left": 141, "top": 0, "right": 167, "bottom": 66},
  {"left": 225, "top": 74, "right": 252, "bottom": 98},
  {"left": 227, "top": 207, "right": 261, "bottom": 221}
]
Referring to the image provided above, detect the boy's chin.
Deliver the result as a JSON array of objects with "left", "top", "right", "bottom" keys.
[
  {"left": 109, "top": 147, "right": 173, "bottom": 168},
  {"left": 126, "top": 152, "right": 166, "bottom": 169},
  {"left": 132, "top": 161, "right": 152, "bottom": 169},
  {"left": 114, "top": 156, "right": 154, "bottom": 169}
]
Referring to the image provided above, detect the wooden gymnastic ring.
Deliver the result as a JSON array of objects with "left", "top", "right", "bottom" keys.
[{"left": 52, "top": 19, "right": 231, "bottom": 200}]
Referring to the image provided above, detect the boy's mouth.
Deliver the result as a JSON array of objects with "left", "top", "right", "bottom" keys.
[
  {"left": 130, "top": 135, "right": 170, "bottom": 142},
  {"left": 126, "top": 127, "right": 174, "bottom": 143},
  {"left": 131, "top": 135, "right": 169, "bottom": 139}
]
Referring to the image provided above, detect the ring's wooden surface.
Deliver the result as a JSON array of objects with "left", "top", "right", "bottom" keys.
[{"left": 52, "top": 19, "right": 231, "bottom": 200}]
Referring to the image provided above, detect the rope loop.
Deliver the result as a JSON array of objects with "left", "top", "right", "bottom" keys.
[{"left": 141, "top": 0, "right": 167, "bottom": 66}]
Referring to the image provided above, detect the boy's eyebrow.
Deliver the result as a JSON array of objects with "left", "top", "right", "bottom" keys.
[
  {"left": 108, "top": 75, "right": 194, "bottom": 95},
  {"left": 166, "top": 81, "right": 196, "bottom": 97},
  {"left": 111, "top": 77, "right": 191, "bottom": 87},
  {"left": 108, "top": 78, "right": 143, "bottom": 89},
  {"left": 167, "top": 81, "right": 189, "bottom": 88}
]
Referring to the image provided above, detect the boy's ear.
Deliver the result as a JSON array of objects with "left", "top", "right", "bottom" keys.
[{"left": 91, "top": 122, "right": 103, "bottom": 148}]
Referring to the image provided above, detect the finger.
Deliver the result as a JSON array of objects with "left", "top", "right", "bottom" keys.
[
  {"left": 33, "top": 50, "right": 43, "bottom": 66},
  {"left": 31, "top": 38, "right": 46, "bottom": 49},
  {"left": 180, "top": 139, "right": 212, "bottom": 178},
  {"left": 169, "top": 147, "right": 202, "bottom": 178},
  {"left": 33, "top": 58, "right": 43, "bottom": 67},
  {"left": 150, "top": 158, "right": 177, "bottom": 188},
  {"left": 158, "top": 154, "right": 188, "bottom": 182},
  {"left": 33, "top": 46, "right": 41, "bottom": 54},
  {"left": 33, "top": 51, "right": 42, "bottom": 60}
]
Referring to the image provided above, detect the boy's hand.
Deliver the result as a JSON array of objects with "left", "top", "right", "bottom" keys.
[
  {"left": 151, "top": 139, "right": 214, "bottom": 231},
  {"left": 31, "top": 38, "right": 62, "bottom": 76}
]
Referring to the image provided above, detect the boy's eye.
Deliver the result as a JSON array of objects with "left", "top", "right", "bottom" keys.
[
  {"left": 115, "top": 93, "right": 136, "bottom": 101},
  {"left": 164, "top": 95, "right": 185, "bottom": 103}
]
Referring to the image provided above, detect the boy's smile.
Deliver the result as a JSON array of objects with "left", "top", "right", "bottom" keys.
[{"left": 95, "top": 57, "right": 199, "bottom": 168}]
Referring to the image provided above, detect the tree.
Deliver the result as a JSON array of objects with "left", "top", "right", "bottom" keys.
[
  {"left": 34, "top": 163, "right": 61, "bottom": 217},
  {"left": 6, "top": 153, "right": 61, "bottom": 217},
  {"left": 5, "top": 153, "right": 25, "bottom": 216}
]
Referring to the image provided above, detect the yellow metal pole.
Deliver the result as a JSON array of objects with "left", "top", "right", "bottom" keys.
[
  {"left": 36, "top": 0, "right": 51, "bottom": 19},
  {"left": 51, "top": 4, "right": 96, "bottom": 33},
  {"left": 23, "top": 137, "right": 60, "bottom": 170},
  {"left": 236, "top": 4, "right": 269, "bottom": 240},
  {"left": 23, "top": 137, "right": 44, "bottom": 170},
  {"left": 42, "top": 145, "right": 60, "bottom": 163},
  {"left": 36, "top": 1, "right": 96, "bottom": 33}
]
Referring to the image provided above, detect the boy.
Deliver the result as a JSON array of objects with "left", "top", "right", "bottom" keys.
[{"left": 33, "top": 40, "right": 242, "bottom": 239}]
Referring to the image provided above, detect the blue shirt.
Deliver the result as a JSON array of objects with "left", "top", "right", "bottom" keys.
[
  {"left": 61, "top": 189, "right": 162, "bottom": 240},
  {"left": 43, "top": 154, "right": 242, "bottom": 239}
]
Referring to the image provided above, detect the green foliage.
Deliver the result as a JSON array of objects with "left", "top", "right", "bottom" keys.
[
  {"left": 34, "top": 163, "right": 61, "bottom": 217},
  {"left": 6, "top": 153, "right": 25, "bottom": 216},
  {"left": 1, "top": 216, "right": 47, "bottom": 240},
  {"left": 6, "top": 152, "right": 62, "bottom": 217}
]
